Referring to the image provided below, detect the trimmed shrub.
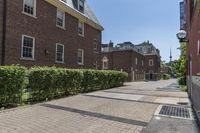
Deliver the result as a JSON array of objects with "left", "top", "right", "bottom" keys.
[
  {"left": 28, "top": 67, "right": 83, "bottom": 101},
  {"left": 81, "top": 70, "right": 128, "bottom": 92},
  {"left": 162, "top": 74, "right": 171, "bottom": 80},
  {"left": 0, "top": 66, "right": 27, "bottom": 107},
  {"left": 0, "top": 66, "right": 128, "bottom": 107},
  {"left": 178, "top": 76, "right": 186, "bottom": 85}
]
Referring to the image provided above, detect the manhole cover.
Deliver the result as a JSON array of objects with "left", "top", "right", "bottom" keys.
[{"left": 155, "top": 105, "right": 193, "bottom": 120}]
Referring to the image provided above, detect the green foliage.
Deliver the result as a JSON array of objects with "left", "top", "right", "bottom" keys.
[
  {"left": 169, "top": 43, "right": 187, "bottom": 85},
  {"left": 28, "top": 67, "right": 128, "bottom": 102},
  {"left": 180, "top": 85, "right": 187, "bottom": 92},
  {"left": 177, "top": 43, "right": 187, "bottom": 85},
  {"left": 0, "top": 66, "right": 27, "bottom": 107},
  {"left": 0, "top": 66, "right": 127, "bottom": 107},
  {"left": 81, "top": 70, "right": 128, "bottom": 92},
  {"left": 28, "top": 67, "right": 83, "bottom": 101},
  {"left": 162, "top": 74, "right": 171, "bottom": 80}
]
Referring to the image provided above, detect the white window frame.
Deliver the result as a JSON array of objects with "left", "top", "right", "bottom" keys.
[
  {"left": 22, "top": 0, "right": 37, "bottom": 18},
  {"left": 78, "top": 21, "right": 84, "bottom": 37},
  {"left": 149, "top": 59, "right": 154, "bottom": 66},
  {"left": 78, "top": 0, "right": 84, "bottom": 13},
  {"left": 78, "top": 49, "right": 84, "bottom": 65},
  {"left": 56, "top": 9, "right": 65, "bottom": 29},
  {"left": 21, "top": 35, "right": 35, "bottom": 60},
  {"left": 102, "top": 57, "right": 108, "bottom": 70},
  {"left": 198, "top": 40, "right": 200, "bottom": 55},
  {"left": 56, "top": 43, "right": 65, "bottom": 63},
  {"left": 135, "top": 58, "right": 138, "bottom": 65},
  {"left": 93, "top": 39, "right": 98, "bottom": 51}
]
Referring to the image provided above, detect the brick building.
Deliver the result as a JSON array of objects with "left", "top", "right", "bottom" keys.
[
  {"left": 101, "top": 41, "right": 161, "bottom": 81},
  {"left": 0, "top": 0, "right": 103, "bottom": 68},
  {"left": 182, "top": 0, "right": 200, "bottom": 124}
]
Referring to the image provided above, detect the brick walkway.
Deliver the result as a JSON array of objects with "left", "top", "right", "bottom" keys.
[{"left": 0, "top": 79, "right": 199, "bottom": 133}]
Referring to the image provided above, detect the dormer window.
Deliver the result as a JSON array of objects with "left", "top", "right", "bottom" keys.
[
  {"left": 61, "top": 0, "right": 67, "bottom": 3},
  {"left": 78, "top": 0, "right": 84, "bottom": 13}
]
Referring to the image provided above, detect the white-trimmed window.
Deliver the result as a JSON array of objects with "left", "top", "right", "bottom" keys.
[
  {"left": 198, "top": 40, "right": 200, "bottom": 55},
  {"left": 23, "top": 0, "right": 36, "bottom": 16},
  {"left": 56, "top": 9, "right": 65, "bottom": 28},
  {"left": 135, "top": 58, "right": 138, "bottom": 65},
  {"left": 93, "top": 39, "right": 97, "bottom": 51},
  {"left": 78, "top": 0, "right": 84, "bottom": 13},
  {"left": 102, "top": 56, "right": 108, "bottom": 70},
  {"left": 78, "top": 21, "right": 84, "bottom": 36},
  {"left": 56, "top": 43, "right": 64, "bottom": 63},
  {"left": 21, "top": 35, "right": 35, "bottom": 59},
  {"left": 149, "top": 59, "right": 154, "bottom": 66},
  {"left": 78, "top": 49, "right": 84, "bottom": 65}
]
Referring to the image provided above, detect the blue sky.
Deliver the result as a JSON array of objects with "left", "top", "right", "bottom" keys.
[{"left": 87, "top": 0, "right": 181, "bottom": 62}]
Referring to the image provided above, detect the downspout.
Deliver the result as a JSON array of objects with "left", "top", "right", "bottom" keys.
[{"left": 1, "top": 0, "right": 7, "bottom": 65}]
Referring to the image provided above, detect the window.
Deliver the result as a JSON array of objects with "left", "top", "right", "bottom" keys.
[
  {"left": 78, "top": 21, "right": 84, "bottom": 36},
  {"left": 23, "top": 0, "right": 36, "bottom": 16},
  {"left": 142, "top": 60, "right": 144, "bottom": 66},
  {"left": 102, "top": 57, "right": 108, "bottom": 70},
  {"left": 198, "top": 40, "right": 200, "bottom": 55},
  {"left": 78, "top": 0, "right": 84, "bottom": 13},
  {"left": 149, "top": 59, "right": 154, "bottom": 66},
  {"left": 56, "top": 44, "right": 64, "bottom": 63},
  {"left": 93, "top": 39, "right": 98, "bottom": 51},
  {"left": 21, "top": 35, "right": 35, "bottom": 59},
  {"left": 56, "top": 9, "right": 65, "bottom": 28},
  {"left": 60, "top": 0, "right": 67, "bottom": 3},
  {"left": 135, "top": 58, "right": 138, "bottom": 65},
  {"left": 78, "top": 49, "right": 84, "bottom": 65}
]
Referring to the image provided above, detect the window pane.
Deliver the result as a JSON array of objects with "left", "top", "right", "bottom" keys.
[
  {"left": 22, "top": 36, "right": 34, "bottom": 58},
  {"left": 56, "top": 10, "right": 64, "bottom": 27},
  {"left": 78, "top": 22, "right": 84, "bottom": 35},
  {"left": 78, "top": 50, "right": 83, "bottom": 64},
  {"left": 56, "top": 44, "right": 64, "bottom": 62},
  {"left": 24, "top": 0, "right": 34, "bottom": 15}
]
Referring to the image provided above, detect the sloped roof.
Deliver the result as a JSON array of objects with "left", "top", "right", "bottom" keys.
[{"left": 60, "top": 0, "right": 102, "bottom": 28}]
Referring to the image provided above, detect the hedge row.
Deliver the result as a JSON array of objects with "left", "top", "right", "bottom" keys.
[
  {"left": 0, "top": 66, "right": 128, "bottom": 107},
  {"left": 0, "top": 66, "right": 27, "bottom": 107}
]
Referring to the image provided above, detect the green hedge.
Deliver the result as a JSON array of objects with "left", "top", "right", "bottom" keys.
[
  {"left": 0, "top": 66, "right": 128, "bottom": 107},
  {"left": 0, "top": 66, "right": 27, "bottom": 107},
  {"left": 29, "top": 67, "right": 83, "bottom": 101},
  {"left": 162, "top": 74, "right": 171, "bottom": 80},
  {"left": 82, "top": 70, "right": 128, "bottom": 92}
]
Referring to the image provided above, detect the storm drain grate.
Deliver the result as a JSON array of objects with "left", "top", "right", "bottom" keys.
[
  {"left": 155, "top": 105, "right": 193, "bottom": 120},
  {"left": 159, "top": 105, "right": 190, "bottom": 118}
]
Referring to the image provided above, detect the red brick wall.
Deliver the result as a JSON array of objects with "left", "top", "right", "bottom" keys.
[
  {"left": 101, "top": 50, "right": 146, "bottom": 80},
  {"left": 145, "top": 54, "right": 161, "bottom": 73},
  {"left": 3, "top": 0, "right": 101, "bottom": 68},
  {"left": 186, "top": 1, "right": 200, "bottom": 75},
  {"left": 0, "top": 0, "right": 3, "bottom": 64}
]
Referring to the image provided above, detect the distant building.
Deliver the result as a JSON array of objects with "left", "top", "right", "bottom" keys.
[{"left": 101, "top": 41, "right": 161, "bottom": 81}]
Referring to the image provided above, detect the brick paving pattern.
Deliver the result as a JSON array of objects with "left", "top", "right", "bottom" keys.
[{"left": 0, "top": 79, "right": 198, "bottom": 133}]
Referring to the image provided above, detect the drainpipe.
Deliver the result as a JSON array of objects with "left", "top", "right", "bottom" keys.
[{"left": 1, "top": 0, "right": 7, "bottom": 65}]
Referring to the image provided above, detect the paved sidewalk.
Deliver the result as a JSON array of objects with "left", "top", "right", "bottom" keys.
[{"left": 0, "top": 79, "right": 199, "bottom": 133}]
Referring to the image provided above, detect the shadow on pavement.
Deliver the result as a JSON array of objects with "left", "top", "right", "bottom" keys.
[{"left": 40, "top": 103, "right": 148, "bottom": 127}]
